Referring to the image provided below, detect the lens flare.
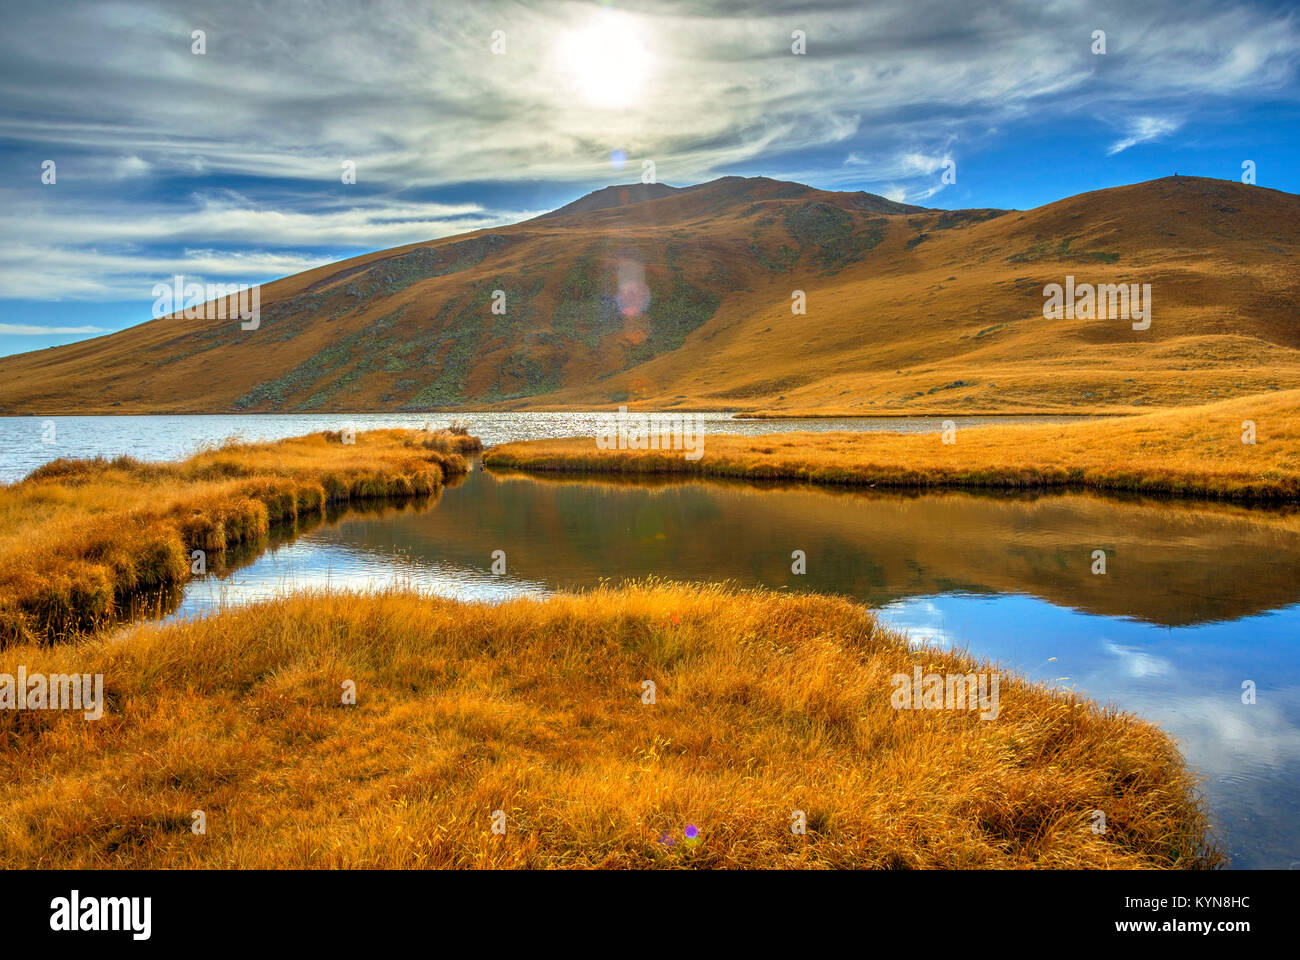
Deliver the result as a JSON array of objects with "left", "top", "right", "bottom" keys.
[{"left": 614, "top": 257, "right": 650, "bottom": 317}]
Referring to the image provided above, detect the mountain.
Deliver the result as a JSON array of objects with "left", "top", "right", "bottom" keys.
[
  {"left": 538, "top": 176, "right": 928, "bottom": 221},
  {"left": 1, "top": 175, "right": 1297, "bottom": 415},
  {"left": 536, "top": 181, "right": 681, "bottom": 217}
]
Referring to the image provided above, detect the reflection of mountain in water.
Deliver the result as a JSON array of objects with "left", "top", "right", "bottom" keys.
[
  {"left": 122, "top": 492, "right": 446, "bottom": 626},
  {"left": 322, "top": 467, "right": 1300, "bottom": 628}
]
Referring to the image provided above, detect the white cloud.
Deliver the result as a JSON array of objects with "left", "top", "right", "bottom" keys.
[
  {"left": 0, "top": 323, "right": 109, "bottom": 335},
  {"left": 1107, "top": 116, "right": 1183, "bottom": 155},
  {"left": 0, "top": 196, "right": 544, "bottom": 299},
  {"left": 834, "top": 148, "right": 957, "bottom": 202},
  {"left": 3, "top": 1, "right": 1292, "bottom": 192},
  {"left": 0, "top": 243, "right": 333, "bottom": 300},
  {"left": 0, "top": 0, "right": 1295, "bottom": 305},
  {"left": 112, "top": 155, "right": 151, "bottom": 178},
  {"left": 0, "top": 195, "right": 531, "bottom": 248}
]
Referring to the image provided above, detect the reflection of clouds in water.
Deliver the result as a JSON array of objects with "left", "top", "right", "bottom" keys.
[
  {"left": 878, "top": 599, "right": 957, "bottom": 649},
  {"left": 1158, "top": 693, "right": 1300, "bottom": 779},
  {"left": 1100, "top": 638, "right": 1174, "bottom": 679},
  {"left": 1131, "top": 690, "right": 1300, "bottom": 867},
  {"left": 174, "top": 538, "right": 551, "bottom": 620},
  {"left": 1070, "top": 630, "right": 1300, "bottom": 867},
  {"left": 883, "top": 592, "right": 1300, "bottom": 866}
]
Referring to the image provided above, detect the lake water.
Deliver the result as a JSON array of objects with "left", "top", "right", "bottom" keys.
[
  {"left": 3, "top": 413, "right": 1296, "bottom": 869},
  {"left": 0, "top": 412, "right": 1092, "bottom": 484}
]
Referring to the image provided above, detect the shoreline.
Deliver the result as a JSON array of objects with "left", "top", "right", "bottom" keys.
[
  {"left": 0, "top": 582, "right": 1223, "bottom": 869},
  {"left": 0, "top": 406, "right": 1176, "bottom": 419},
  {"left": 483, "top": 389, "right": 1300, "bottom": 505},
  {"left": 0, "top": 428, "right": 480, "bottom": 645}
]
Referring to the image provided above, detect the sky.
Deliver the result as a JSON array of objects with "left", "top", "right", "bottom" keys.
[{"left": 1, "top": 0, "right": 1297, "bottom": 357}]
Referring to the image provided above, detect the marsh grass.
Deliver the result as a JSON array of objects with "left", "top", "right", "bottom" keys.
[
  {"left": 0, "top": 581, "right": 1221, "bottom": 869},
  {"left": 0, "top": 429, "right": 473, "bottom": 645},
  {"left": 483, "top": 390, "right": 1300, "bottom": 502},
  {"left": 410, "top": 420, "right": 484, "bottom": 456}
]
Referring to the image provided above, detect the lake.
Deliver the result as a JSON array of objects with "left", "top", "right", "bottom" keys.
[
  {"left": 3, "top": 413, "right": 1296, "bottom": 869},
  {"left": 0, "top": 412, "right": 1092, "bottom": 484}
]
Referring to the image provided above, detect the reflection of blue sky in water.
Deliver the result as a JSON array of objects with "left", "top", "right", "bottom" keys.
[
  {"left": 880, "top": 593, "right": 1300, "bottom": 869},
  {"left": 178, "top": 537, "right": 551, "bottom": 613}
]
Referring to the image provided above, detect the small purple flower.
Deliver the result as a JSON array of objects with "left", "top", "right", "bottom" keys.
[{"left": 684, "top": 824, "right": 699, "bottom": 840}]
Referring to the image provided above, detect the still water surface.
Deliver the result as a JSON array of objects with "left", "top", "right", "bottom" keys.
[{"left": 2, "top": 413, "right": 1295, "bottom": 868}]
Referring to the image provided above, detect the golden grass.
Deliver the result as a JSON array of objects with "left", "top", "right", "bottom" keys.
[
  {"left": 0, "top": 429, "right": 475, "bottom": 645},
  {"left": 484, "top": 389, "right": 1300, "bottom": 502},
  {"left": 0, "top": 581, "right": 1221, "bottom": 869}
]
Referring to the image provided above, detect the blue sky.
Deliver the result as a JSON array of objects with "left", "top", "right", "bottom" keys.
[{"left": 1, "top": 0, "right": 1297, "bottom": 357}]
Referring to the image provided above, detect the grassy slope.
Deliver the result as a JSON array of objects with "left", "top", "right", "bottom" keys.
[
  {"left": 484, "top": 389, "right": 1300, "bottom": 501},
  {"left": 0, "top": 582, "right": 1221, "bottom": 869},
  {"left": 0, "top": 428, "right": 478, "bottom": 644},
  {"left": 0, "top": 176, "right": 1296, "bottom": 415},
  {"left": 542, "top": 177, "right": 1300, "bottom": 416}
]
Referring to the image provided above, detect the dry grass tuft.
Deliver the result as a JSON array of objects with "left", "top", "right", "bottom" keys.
[
  {"left": 408, "top": 422, "right": 484, "bottom": 456},
  {"left": 484, "top": 390, "right": 1300, "bottom": 502},
  {"left": 0, "top": 429, "right": 475, "bottom": 645},
  {"left": 0, "top": 581, "right": 1221, "bottom": 869}
]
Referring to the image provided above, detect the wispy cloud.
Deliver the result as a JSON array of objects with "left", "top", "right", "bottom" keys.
[
  {"left": 1107, "top": 116, "right": 1183, "bottom": 155},
  {"left": 0, "top": 245, "right": 335, "bottom": 300},
  {"left": 0, "top": 323, "right": 109, "bottom": 335},
  {"left": 0, "top": 195, "right": 543, "bottom": 299},
  {"left": 0, "top": 0, "right": 1296, "bottom": 309}
]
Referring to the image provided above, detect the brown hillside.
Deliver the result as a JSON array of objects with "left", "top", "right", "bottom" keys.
[{"left": 0, "top": 175, "right": 1295, "bottom": 415}]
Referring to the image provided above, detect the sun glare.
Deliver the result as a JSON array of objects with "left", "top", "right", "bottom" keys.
[{"left": 558, "top": 14, "right": 652, "bottom": 107}]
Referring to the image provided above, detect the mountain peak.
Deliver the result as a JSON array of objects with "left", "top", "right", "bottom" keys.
[
  {"left": 538, "top": 182, "right": 681, "bottom": 219},
  {"left": 540, "top": 175, "right": 930, "bottom": 221}
]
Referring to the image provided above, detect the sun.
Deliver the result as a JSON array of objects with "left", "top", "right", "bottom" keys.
[{"left": 558, "top": 14, "right": 652, "bottom": 107}]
